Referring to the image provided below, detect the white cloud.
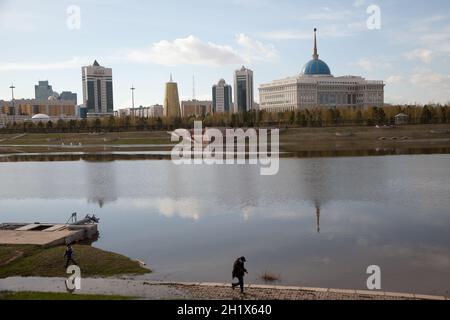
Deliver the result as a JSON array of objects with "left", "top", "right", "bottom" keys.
[
  {"left": 0, "top": 57, "right": 89, "bottom": 72},
  {"left": 386, "top": 69, "right": 450, "bottom": 105},
  {"left": 126, "top": 34, "right": 277, "bottom": 67},
  {"left": 410, "top": 70, "right": 450, "bottom": 87},
  {"left": 356, "top": 58, "right": 374, "bottom": 71},
  {"left": 386, "top": 75, "right": 404, "bottom": 84},
  {"left": 384, "top": 94, "right": 405, "bottom": 104},
  {"left": 405, "top": 49, "right": 434, "bottom": 64},
  {"left": 235, "top": 33, "right": 278, "bottom": 61},
  {"left": 422, "top": 14, "right": 448, "bottom": 23},
  {"left": 353, "top": 0, "right": 367, "bottom": 8},
  {"left": 232, "top": 0, "right": 272, "bottom": 7},
  {"left": 260, "top": 25, "right": 357, "bottom": 41},
  {"left": 304, "top": 9, "right": 352, "bottom": 21},
  {"left": 0, "top": 10, "right": 41, "bottom": 32},
  {"left": 408, "top": 18, "right": 450, "bottom": 54},
  {"left": 355, "top": 57, "right": 390, "bottom": 72},
  {"left": 260, "top": 30, "right": 310, "bottom": 41}
]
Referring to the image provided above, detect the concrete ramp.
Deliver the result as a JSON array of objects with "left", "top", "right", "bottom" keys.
[
  {"left": 0, "top": 229, "right": 79, "bottom": 246},
  {"left": 0, "top": 222, "right": 98, "bottom": 247}
]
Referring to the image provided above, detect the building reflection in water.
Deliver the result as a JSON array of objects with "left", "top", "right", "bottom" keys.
[
  {"left": 295, "top": 156, "right": 389, "bottom": 233},
  {"left": 298, "top": 159, "right": 331, "bottom": 234},
  {"left": 315, "top": 200, "right": 320, "bottom": 234},
  {"left": 85, "top": 161, "right": 118, "bottom": 208}
]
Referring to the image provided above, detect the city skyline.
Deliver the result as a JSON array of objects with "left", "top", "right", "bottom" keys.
[{"left": 1, "top": 0, "right": 450, "bottom": 108}]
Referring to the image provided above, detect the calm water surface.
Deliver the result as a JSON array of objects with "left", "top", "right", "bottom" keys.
[{"left": 0, "top": 156, "right": 449, "bottom": 295}]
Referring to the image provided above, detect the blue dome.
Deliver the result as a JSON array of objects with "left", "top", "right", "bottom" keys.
[{"left": 302, "top": 59, "right": 331, "bottom": 76}]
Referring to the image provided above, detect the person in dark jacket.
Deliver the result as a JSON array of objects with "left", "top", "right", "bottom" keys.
[
  {"left": 64, "top": 244, "right": 78, "bottom": 268},
  {"left": 231, "top": 256, "right": 248, "bottom": 293}
]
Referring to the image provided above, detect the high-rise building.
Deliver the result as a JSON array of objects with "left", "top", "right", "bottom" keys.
[
  {"left": 60, "top": 91, "right": 78, "bottom": 104},
  {"left": 82, "top": 60, "right": 114, "bottom": 117},
  {"left": 34, "top": 81, "right": 77, "bottom": 104},
  {"left": 163, "top": 75, "right": 180, "bottom": 117},
  {"left": 35, "top": 81, "right": 54, "bottom": 101},
  {"left": 212, "top": 79, "right": 232, "bottom": 113},
  {"left": 233, "top": 66, "right": 254, "bottom": 113}
]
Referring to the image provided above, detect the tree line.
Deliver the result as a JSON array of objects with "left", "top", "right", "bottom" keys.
[{"left": 1, "top": 105, "right": 449, "bottom": 134}]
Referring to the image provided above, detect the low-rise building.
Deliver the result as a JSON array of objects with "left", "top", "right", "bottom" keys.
[
  {"left": 259, "top": 29, "right": 384, "bottom": 112},
  {"left": 181, "top": 100, "right": 212, "bottom": 117},
  {"left": 0, "top": 99, "right": 77, "bottom": 120},
  {"left": 115, "top": 104, "right": 164, "bottom": 118},
  {"left": 395, "top": 113, "right": 408, "bottom": 125}
]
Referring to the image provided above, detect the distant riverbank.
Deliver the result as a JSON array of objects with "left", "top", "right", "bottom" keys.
[{"left": 0, "top": 124, "right": 449, "bottom": 161}]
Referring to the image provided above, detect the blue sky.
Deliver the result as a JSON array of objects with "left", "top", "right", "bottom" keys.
[{"left": 0, "top": 0, "right": 449, "bottom": 108}]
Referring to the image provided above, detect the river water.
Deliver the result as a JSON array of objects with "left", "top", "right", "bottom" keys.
[{"left": 0, "top": 155, "right": 449, "bottom": 295}]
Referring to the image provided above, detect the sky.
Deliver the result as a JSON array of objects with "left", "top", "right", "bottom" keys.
[{"left": 0, "top": 0, "right": 449, "bottom": 108}]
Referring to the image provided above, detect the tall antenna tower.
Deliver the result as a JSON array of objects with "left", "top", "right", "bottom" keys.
[{"left": 192, "top": 74, "right": 196, "bottom": 100}]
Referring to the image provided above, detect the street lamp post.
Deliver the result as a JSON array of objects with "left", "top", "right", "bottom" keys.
[
  {"left": 130, "top": 85, "right": 135, "bottom": 109},
  {"left": 9, "top": 84, "right": 15, "bottom": 122}
]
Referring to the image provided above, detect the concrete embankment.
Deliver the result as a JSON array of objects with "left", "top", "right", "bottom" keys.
[{"left": 0, "top": 277, "right": 447, "bottom": 300}]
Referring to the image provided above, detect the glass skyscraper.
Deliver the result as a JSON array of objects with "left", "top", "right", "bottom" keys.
[
  {"left": 81, "top": 60, "right": 114, "bottom": 116},
  {"left": 34, "top": 81, "right": 54, "bottom": 101},
  {"left": 233, "top": 66, "right": 254, "bottom": 113},
  {"left": 212, "top": 79, "right": 232, "bottom": 113}
]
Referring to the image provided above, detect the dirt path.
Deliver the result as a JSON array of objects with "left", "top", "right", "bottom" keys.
[
  {"left": 0, "top": 250, "right": 24, "bottom": 267},
  {"left": 0, "top": 133, "right": 27, "bottom": 143}
]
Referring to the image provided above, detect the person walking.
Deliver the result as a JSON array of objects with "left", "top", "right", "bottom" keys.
[
  {"left": 64, "top": 243, "right": 78, "bottom": 268},
  {"left": 231, "top": 256, "right": 248, "bottom": 294}
]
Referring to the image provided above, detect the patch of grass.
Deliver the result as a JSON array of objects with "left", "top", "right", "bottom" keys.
[
  {"left": 0, "top": 291, "right": 132, "bottom": 300},
  {"left": 260, "top": 272, "right": 281, "bottom": 282},
  {"left": 0, "top": 244, "right": 150, "bottom": 279}
]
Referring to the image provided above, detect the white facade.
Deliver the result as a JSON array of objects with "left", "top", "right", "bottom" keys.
[
  {"left": 116, "top": 104, "right": 164, "bottom": 118},
  {"left": 259, "top": 75, "right": 385, "bottom": 112},
  {"left": 259, "top": 29, "right": 384, "bottom": 112}
]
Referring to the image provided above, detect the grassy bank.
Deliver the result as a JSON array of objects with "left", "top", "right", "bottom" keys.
[
  {"left": 0, "top": 244, "right": 150, "bottom": 279},
  {"left": 279, "top": 124, "right": 450, "bottom": 154},
  {"left": 0, "top": 131, "right": 171, "bottom": 146},
  {"left": 0, "top": 124, "right": 450, "bottom": 159},
  {"left": 0, "top": 291, "right": 132, "bottom": 300}
]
